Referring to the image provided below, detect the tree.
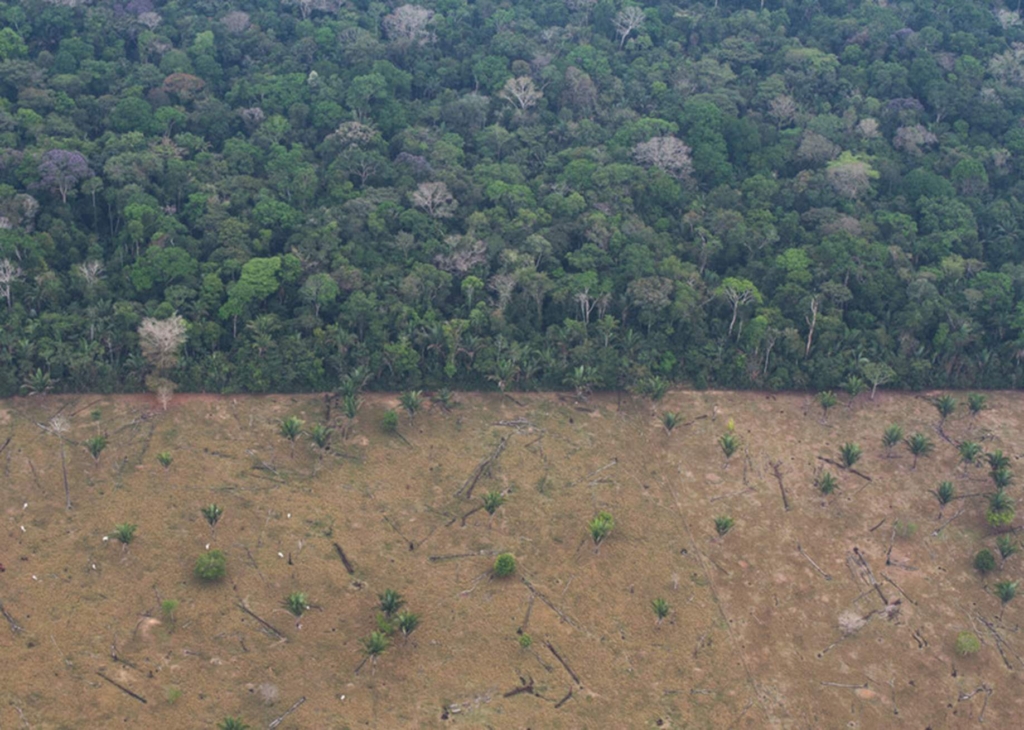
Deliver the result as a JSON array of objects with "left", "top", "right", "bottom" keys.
[
  {"left": 839, "top": 443, "right": 862, "bottom": 468},
  {"left": 299, "top": 273, "right": 339, "bottom": 320},
  {"left": 411, "top": 182, "right": 457, "bottom": 218},
  {"left": 882, "top": 424, "right": 903, "bottom": 457},
  {"left": 37, "top": 149, "right": 92, "bottom": 203},
  {"left": 633, "top": 136, "right": 693, "bottom": 180},
  {"left": 934, "top": 395, "right": 956, "bottom": 427},
  {"left": 817, "top": 391, "right": 838, "bottom": 423},
  {"left": 651, "top": 598, "right": 670, "bottom": 625},
  {"left": 280, "top": 416, "right": 304, "bottom": 456},
  {"left": 613, "top": 6, "right": 645, "bottom": 49},
  {"left": 138, "top": 315, "right": 187, "bottom": 372},
  {"left": 499, "top": 77, "right": 542, "bottom": 111},
  {"left": 382, "top": 4, "right": 434, "bottom": 45},
  {"left": 399, "top": 390, "right": 422, "bottom": 421},
  {"left": 861, "top": 361, "right": 895, "bottom": 400},
  {"left": 906, "top": 433, "right": 934, "bottom": 470},
  {"left": 716, "top": 278, "right": 762, "bottom": 337},
  {"left": 0, "top": 258, "right": 23, "bottom": 310},
  {"left": 826, "top": 151, "right": 878, "bottom": 199}
]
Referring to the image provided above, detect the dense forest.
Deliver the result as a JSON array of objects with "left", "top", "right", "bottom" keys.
[{"left": 2, "top": 0, "right": 1024, "bottom": 397}]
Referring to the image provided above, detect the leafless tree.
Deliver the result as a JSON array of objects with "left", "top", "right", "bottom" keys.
[
  {"left": 633, "top": 136, "right": 693, "bottom": 179},
  {"left": 136, "top": 11, "right": 162, "bottom": 29},
  {"left": 893, "top": 124, "right": 938, "bottom": 155},
  {"left": 796, "top": 132, "right": 840, "bottom": 166},
  {"left": 562, "top": 66, "right": 597, "bottom": 115},
  {"left": 499, "top": 77, "right": 542, "bottom": 110},
  {"left": 857, "top": 118, "right": 880, "bottom": 138},
  {"left": 613, "top": 6, "right": 645, "bottom": 49},
  {"left": 489, "top": 273, "right": 518, "bottom": 314},
  {"left": 221, "top": 10, "right": 251, "bottom": 34},
  {"left": 46, "top": 415, "right": 72, "bottom": 509},
  {"left": 411, "top": 181, "right": 458, "bottom": 218},
  {"left": 0, "top": 258, "right": 23, "bottom": 309},
  {"left": 383, "top": 4, "right": 435, "bottom": 45},
  {"left": 768, "top": 94, "right": 797, "bottom": 128},
  {"left": 74, "top": 260, "right": 104, "bottom": 290},
  {"left": 138, "top": 314, "right": 188, "bottom": 372},
  {"left": 282, "top": 0, "right": 342, "bottom": 21},
  {"left": 435, "top": 236, "right": 487, "bottom": 273}
]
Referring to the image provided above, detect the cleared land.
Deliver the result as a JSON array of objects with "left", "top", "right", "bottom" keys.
[{"left": 0, "top": 391, "right": 1022, "bottom": 728}]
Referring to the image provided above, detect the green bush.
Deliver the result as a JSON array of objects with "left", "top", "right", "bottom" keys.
[
  {"left": 194, "top": 550, "right": 227, "bottom": 581},
  {"left": 382, "top": 409, "right": 399, "bottom": 433},
  {"left": 493, "top": 553, "right": 516, "bottom": 577},
  {"left": 714, "top": 515, "right": 735, "bottom": 537},
  {"left": 955, "top": 631, "right": 981, "bottom": 656},
  {"left": 974, "top": 549, "right": 996, "bottom": 574}
]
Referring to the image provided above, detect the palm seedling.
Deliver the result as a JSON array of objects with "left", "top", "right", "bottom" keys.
[
  {"left": 85, "top": 435, "right": 107, "bottom": 461},
  {"left": 640, "top": 375, "right": 670, "bottom": 402},
  {"left": 719, "top": 432, "right": 740, "bottom": 466},
  {"left": 714, "top": 515, "right": 735, "bottom": 537},
  {"left": 310, "top": 423, "right": 332, "bottom": 451},
  {"left": 280, "top": 416, "right": 303, "bottom": 457},
  {"left": 218, "top": 718, "right": 250, "bottom": 730},
  {"left": 992, "top": 468, "right": 1013, "bottom": 490},
  {"left": 201, "top": 503, "right": 223, "bottom": 528},
  {"left": 589, "top": 511, "right": 615, "bottom": 546},
  {"left": 986, "top": 489, "right": 1015, "bottom": 528},
  {"left": 882, "top": 424, "right": 903, "bottom": 458},
  {"left": 379, "top": 589, "right": 405, "bottom": 618},
  {"left": 381, "top": 409, "right": 399, "bottom": 434},
  {"left": 362, "top": 631, "right": 389, "bottom": 671},
  {"left": 936, "top": 481, "right": 955, "bottom": 506},
  {"left": 968, "top": 393, "right": 987, "bottom": 417},
  {"left": 342, "top": 393, "right": 361, "bottom": 421},
  {"left": 839, "top": 442, "right": 862, "bottom": 469},
  {"left": 284, "top": 591, "right": 309, "bottom": 618},
  {"left": 997, "top": 535, "right": 1019, "bottom": 561},
  {"left": 112, "top": 523, "right": 137, "bottom": 545},
  {"left": 395, "top": 610, "right": 420, "bottom": 638},
  {"left": 934, "top": 394, "right": 956, "bottom": 427},
  {"left": 959, "top": 440, "right": 982, "bottom": 467},
  {"left": 842, "top": 375, "right": 866, "bottom": 406},
  {"left": 160, "top": 598, "right": 179, "bottom": 622},
  {"left": 817, "top": 391, "right": 838, "bottom": 422},
  {"left": 987, "top": 450, "right": 1011, "bottom": 473},
  {"left": 995, "top": 580, "right": 1018, "bottom": 618},
  {"left": 482, "top": 490, "right": 505, "bottom": 515},
  {"left": 817, "top": 471, "right": 838, "bottom": 495},
  {"left": 432, "top": 388, "right": 455, "bottom": 411},
  {"left": 399, "top": 390, "right": 422, "bottom": 422},
  {"left": 157, "top": 451, "right": 173, "bottom": 469},
  {"left": 906, "top": 433, "right": 934, "bottom": 470},
  {"left": 651, "top": 598, "right": 670, "bottom": 625},
  {"left": 662, "top": 411, "right": 682, "bottom": 433}
]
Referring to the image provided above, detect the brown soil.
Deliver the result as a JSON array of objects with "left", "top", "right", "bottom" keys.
[{"left": 0, "top": 391, "right": 1022, "bottom": 728}]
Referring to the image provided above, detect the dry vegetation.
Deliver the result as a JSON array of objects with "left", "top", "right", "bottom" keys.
[{"left": 0, "top": 390, "right": 1023, "bottom": 728}]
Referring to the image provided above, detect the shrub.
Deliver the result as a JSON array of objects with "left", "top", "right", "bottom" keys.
[
  {"left": 839, "top": 442, "right": 862, "bottom": 468},
  {"left": 111, "top": 523, "right": 137, "bottom": 545},
  {"left": 955, "top": 631, "right": 981, "bottom": 656},
  {"left": 662, "top": 411, "right": 681, "bottom": 432},
  {"left": 882, "top": 424, "right": 903, "bottom": 456},
  {"left": 284, "top": 591, "right": 309, "bottom": 617},
  {"left": 156, "top": 451, "right": 173, "bottom": 468},
  {"left": 201, "top": 504, "right": 223, "bottom": 527},
  {"left": 997, "top": 535, "right": 1019, "bottom": 560},
  {"left": 968, "top": 393, "right": 987, "bottom": 416},
  {"left": 651, "top": 598, "right": 670, "bottom": 624},
  {"left": 589, "top": 511, "right": 615, "bottom": 545},
  {"left": 518, "top": 633, "right": 532, "bottom": 649},
  {"left": 986, "top": 490, "right": 1015, "bottom": 528},
  {"left": 493, "top": 553, "right": 516, "bottom": 577},
  {"left": 936, "top": 481, "right": 955, "bottom": 505},
  {"left": 381, "top": 409, "right": 399, "bottom": 433},
  {"left": 974, "top": 549, "right": 997, "bottom": 574},
  {"left": 378, "top": 589, "right": 405, "bottom": 617},
  {"left": 817, "top": 472, "right": 838, "bottom": 495},
  {"left": 482, "top": 490, "right": 505, "bottom": 515},
  {"left": 714, "top": 515, "right": 735, "bottom": 537},
  {"left": 194, "top": 550, "right": 227, "bottom": 581}
]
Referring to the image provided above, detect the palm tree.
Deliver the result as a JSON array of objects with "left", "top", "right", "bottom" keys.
[
  {"left": 936, "top": 481, "right": 955, "bottom": 506},
  {"left": 934, "top": 395, "right": 956, "bottom": 428},
  {"left": 839, "top": 442, "right": 862, "bottom": 469},
  {"left": 842, "top": 375, "right": 866, "bottom": 407},
  {"left": 565, "top": 365, "right": 592, "bottom": 400},
  {"left": 662, "top": 411, "right": 681, "bottom": 432},
  {"left": 714, "top": 515, "right": 735, "bottom": 537},
  {"left": 987, "top": 489, "right": 1015, "bottom": 528},
  {"left": 968, "top": 393, "right": 987, "bottom": 417},
  {"left": 280, "top": 416, "right": 304, "bottom": 457},
  {"left": 310, "top": 423, "right": 331, "bottom": 451},
  {"left": 589, "top": 511, "right": 614, "bottom": 546},
  {"left": 958, "top": 440, "right": 982, "bottom": 467},
  {"left": 905, "top": 433, "right": 934, "bottom": 470},
  {"left": 987, "top": 450, "right": 1011, "bottom": 474},
  {"left": 396, "top": 610, "right": 420, "bottom": 638},
  {"left": 817, "top": 391, "right": 838, "bottom": 423},
  {"left": 882, "top": 424, "right": 903, "bottom": 457},
  {"left": 719, "top": 432, "right": 740, "bottom": 467},
  {"left": 995, "top": 580, "right": 1018, "bottom": 618},
  {"left": 379, "top": 589, "right": 405, "bottom": 618},
  {"left": 85, "top": 434, "right": 107, "bottom": 461},
  {"left": 362, "top": 631, "right": 389, "bottom": 672},
  {"left": 992, "top": 468, "right": 1013, "bottom": 490},
  {"left": 651, "top": 598, "right": 670, "bottom": 625},
  {"left": 482, "top": 490, "right": 505, "bottom": 515},
  {"left": 399, "top": 390, "right": 422, "bottom": 422},
  {"left": 817, "top": 472, "right": 838, "bottom": 495}
]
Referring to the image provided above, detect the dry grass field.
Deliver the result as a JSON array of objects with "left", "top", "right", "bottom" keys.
[{"left": 1, "top": 389, "right": 1023, "bottom": 729}]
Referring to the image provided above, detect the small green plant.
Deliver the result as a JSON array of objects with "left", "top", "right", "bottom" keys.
[
  {"left": 111, "top": 523, "right": 137, "bottom": 545},
  {"left": 651, "top": 597, "right": 670, "bottom": 625},
  {"left": 157, "top": 451, "right": 173, "bottom": 469},
  {"left": 378, "top": 589, "right": 405, "bottom": 617},
  {"left": 714, "top": 515, "right": 735, "bottom": 537},
  {"left": 482, "top": 490, "right": 505, "bottom": 515},
  {"left": 995, "top": 580, "right": 1018, "bottom": 610},
  {"left": 342, "top": 393, "right": 361, "bottom": 420},
  {"left": 161, "top": 598, "right": 179, "bottom": 622},
  {"left": 719, "top": 432, "right": 740, "bottom": 463},
  {"left": 936, "top": 481, "right": 955, "bottom": 505},
  {"left": 284, "top": 591, "right": 309, "bottom": 617},
  {"left": 518, "top": 633, "right": 533, "bottom": 649},
  {"left": 381, "top": 409, "right": 399, "bottom": 434},
  {"left": 974, "top": 549, "right": 997, "bottom": 574},
  {"left": 968, "top": 393, "right": 987, "bottom": 416},
  {"left": 85, "top": 434, "right": 107, "bottom": 461},
  {"left": 493, "top": 553, "right": 516, "bottom": 577},
  {"left": 310, "top": 423, "right": 332, "bottom": 450},
  {"left": 640, "top": 375, "right": 670, "bottom": 401},
  {"left": 955, "top": 631, "right": 981, "bottom": 656},
  {"left": 433, "top": 388, "right": 456, "bottom": 411},
  {"left": 662, "top": 411, "right": 682, "bottom": 432},
  {"left": 201, "top": 503, "right": 223, "bottom": 527},
  {"left": 894, "top": 520, "right": 917, "bottom": 540},
  {"left": 164, "top": 685, "right": 182, "bottom": 704},
  {"left": 817, "top": 471, "right": 838, "bottom": 495},
  {"left": 395, "top": 610, "right": 420, "bottom": 637},
  {"left": 375, "top": 612, "right": 395, "bottom": 635},
  {"left": 280, "top": 416, "right": 303, "bottom": 455},
  {"left": 882, "top": 424, "right": 903, "bottom": 457},
  {"left": 218, "top": 717, "right": 250, "bottom": 730},
  {"left": 959, "top": 441, "right": 982, "bottom": 466},
  {"left": 817, "top": 390, "right": 838, "bottom": 422},
  {"left": 842, "top": 375, "right": 866, "bottom": 404},
  {"left": 399, "top": 390, "right": 423, "bottom": 421},
  {"left": 987, "top": 450, "right": 1010, "bottom": 473},
  {"left": 194, "top": 550, "right": 227, "bottom": 581},
  {"left": 934, "top": 394, "right": 956, "bottom": 424},
  {"left": 986, "top": 489, "right": 1015, "bottom": 528},
  {"left": 589, "top": 511, "right": 615, "bottom": 545},
  {"left": 906, "top": 433, "right": 934, "bottom": 469},
  {"left": 839, "top": 442, "right": 862, "bottom": 468},
  {"left": 992, "top": 467, "right": 1013, "bottom": 490},
  {"left": 91, "top": 409, "right": 102, "bottom": 421},
  {"left": 363, "top": 631, "right": 389, "bottom": 661},
  {"left": 997, "top": 535, "right": 1019, "bottom": 560}
]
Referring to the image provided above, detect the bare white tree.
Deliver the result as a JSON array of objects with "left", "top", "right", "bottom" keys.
[
  {"left": 138, "top": 314, "right": 188, "bottom": 372},
  {"left": 221, "top": 11, "right": 251, "bottom": 34},
  {"left": 768, "top": 94, "right": 797, "bottom": 128},
  {"left": 282, "top": 0, "right": 341, "bottom": 21},
  {"left": 893, "top": 124, "right": 938, "bottom": 155},
  {"left": 499, "top": 76, "right": 542, "bottom": 110},
  {"left": 613, "top": 6, "right": 645, "bottom": 49},
  {"left": 633, "top": 136, "right": 693, "bottom": 179},
  {"left": 857, "top": 118, "right": 880, "bottom": 138},
  {"left": 383, "top": 4, "right": 435, "bottom": 45},
  {"left": 411, "top": 181, "right": 458, "bottom": 219},
  {"left": 74, "top": 260, "right": 104, "bottom": 289},
  {"left": 46, "top": 415, "right": 72, "bottom": 509},
  {"left": 0, "top": 258, "right": 23, "bottom": 309},
  {"left": 136, "top": 11, "right": 162, "bottom": 30}
]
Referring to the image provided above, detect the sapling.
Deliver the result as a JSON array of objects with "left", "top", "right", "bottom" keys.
[
  {"left": 85, "top": 435, "right": 107, "bottom": 461},
  {"left": 817, "top": 391, "right": 838, "bottom": 422},
  {"left": 284, "top": 591, "right": 309, "bottom": 617},
  {"left": 934, "top": 395, "right": 956, "bottom": 426},
  {"left": 968, "top": 393, "right": 987, "bottom": 417},
  {"left": 493, "top": 553, "right": 516, "bottom": 577},
  {"left": 662, "top": 411, "right": 681, "bottom": 432},
  {"left": 280, "top": 416, "right": 303, "bottom": 456},
  {"left": 157, "top": 451, "right": 173, "bottom": 469},
  {"left": 399, "top": 390, "right": 422, "bottom": 421},
  {"left": 112, "top": 523, "right": 137, "bottom": 545},
  {"left": 194, "top": 550, "right": 227, "bottom": 581},
  {"left": 379, "top": 589, "right": 405, "bottom": 617},
  {"left": 882, "top": 424, "right": 903, "bottom": 457},
  {"left": 955, "top": 631, "right": 981, "bottom": 656},
  {"left": 651, "top": 598, "right": 670, "bottom": 625},
  {"left": 959, "top": 441, "right": 982, "bottom": 467},
  {"left": 974, "top": 549, "right": 997, "bottom": 574},
  {"left": 906, "top": 433, "right": 934, "bottom": 470},
  {"left": 936, "top": 481, "right": 955, "bottom": 506},
  {"left": 817, "top": 471, "right": 838, "bottom": 495},
  {"left": 839, "top": 442, "right": 862, "bottom": 468},
  {"left": 589, "top": 511, "right": 615, "bottom": 545},
  {"left": 986, "top": 490, "right": 1015, "bottom": 528},
  {"left": 482, "top": 490, "right": 505, "bottom": 515},
  {"left": 997, "top": 535, "right": 1018, "bottom": 560},
  {"left": 218, "top": 718, "right": 250, "bottom": 730},
  {"left": 714, "top": 515, "right": 735, "bottom": 537},
  {"left": 396, "top": 610, "right": 420, "bottom": 638},
  {"left": 719, "top": 432, "right": 739, "bottom": 466},
  {"left": 201, "top": 503, "right": 223, "bottom": 528}
]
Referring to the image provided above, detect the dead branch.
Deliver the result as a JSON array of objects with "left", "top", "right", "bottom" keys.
[
  {"left": 237, "top": 601, "right": 286, "bottom": 641},
  {"left": 569, "top": 458, "right": 618, "bottom": 488},
  {"left": 96, "top": 672, "right": 147, "bottom": 704},
  {"left": 797, "top": 543, "right": 832, "bottom": 581},
  {"left": 521, "top": 578, "right": 582, "bottom": 630},
  {"left": 770, "top": 460, "right": 790, "bottom": 511},
  {"left": 880, "top": 573, "right": 917, "bottom": 605},
  {"left": 269, "top": 697, "right": 306, "bottom": 729},
  {"left": 976, "top": 614, "right": 1024, "bottom": 670},
  {"left": 958, "top": 684, "right": 993, "bottom": 723},
  {"left": 852, "top": 547, "right": 889, "bottom": 605},
  {"left": 709, "top": 486, "right": 756, "bottom": 503},
  {"left": 554, "top": 687, "right": 573, "bottom": 708},
  {"left": 868, "top": 518, "right": 886, "bottom": 532},
  {"left": 519, "top": 593, "right": 535, "bottom": 634},
  {"left": 456, "top": 435, "right": 511, "bottom": 499},
  {"left": 381, "top": 514, "right": 415, "bottom": 551},
  {"left": 0, "top": 436, "right": 10, "bottom": 457},
  {"left": 503, "top": 675, "right": 535, "bottom": 698},
  {"left": 931, "top": 507, "right": 966, "bottom": 536},
  {"left": 546, "top": 641, "right": 582, "bottom": 686},
  {"left": 821, "top": 681, "right": 868, "bottom": 689},
  {"left": 428, "top": 551, "right": 495, "bottom": 563},
  {"left": 0, "top": 599, "right": 24, "bottom": 633},
  {"left": 332, "top": 543, "right": 355, "bottom": 574}
]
